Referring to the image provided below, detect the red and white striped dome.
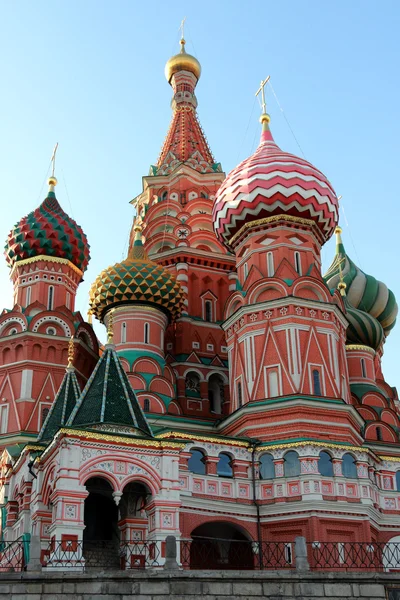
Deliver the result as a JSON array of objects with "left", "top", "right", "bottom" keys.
[{"left": 213, "top": 119, "right": 339, "bottom": 247}]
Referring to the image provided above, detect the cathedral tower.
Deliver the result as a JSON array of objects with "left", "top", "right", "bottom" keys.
[
  {"left": 130, "top": 37, "right": 236, "bottom": 418},
  {"left": 0, "top": 173, "right": 98, "bottom": 444}
]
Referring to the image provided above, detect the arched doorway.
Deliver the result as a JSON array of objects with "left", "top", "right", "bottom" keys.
[
  {"left": 83, "top": 477, "right": 119, "bottom": 567},
  {"left": 189, "top": 521, "right": 254, "bottom": 570}
]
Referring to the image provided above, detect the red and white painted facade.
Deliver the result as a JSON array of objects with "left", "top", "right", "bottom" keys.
[{"left": 0, "top": 40, "right": 399, "bottom": 564}]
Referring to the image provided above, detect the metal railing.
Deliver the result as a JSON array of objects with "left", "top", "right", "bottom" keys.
[
  {"left": 308, "top": 541, "right": 400, "bottom": 571},
  {"left": 2, "top": 535, "right": 400, "bottom": 573},
  {"left": 0, "top": 538, "right": 26, "bottom": 572},
  {"left": 42, "top": 539, "right": 163, "bottom": 570},
  {"left": 180, "top": 537, "right": 293, "bottom": 570}
]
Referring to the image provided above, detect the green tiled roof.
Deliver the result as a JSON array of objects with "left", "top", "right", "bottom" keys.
[
  {"left": 67, "top": 345, "right": 153, "bottom": 437},
  {"left": 37, "top": 367, "right": 81, "bottom": 443}
]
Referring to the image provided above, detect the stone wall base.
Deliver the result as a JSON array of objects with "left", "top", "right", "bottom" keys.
[{"left": 1, "top": 569, "right": 399, "bottom": 599}]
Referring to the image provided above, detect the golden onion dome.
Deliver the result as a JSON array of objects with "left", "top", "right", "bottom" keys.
[
  {"left": 89, "top": 231, "right": 185, "bottom": 322},
  {"left": 165, "top": 39, "right": 201, "bottom": 83}
]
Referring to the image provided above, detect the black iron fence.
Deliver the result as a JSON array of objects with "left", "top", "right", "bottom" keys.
[
  {"left": 42, "top": 539, "right": 163, "bottom": 570},
  {"left": 0, "top": 538, "right": 25, "bottom": 572},
  {"left": 180, "top": 537, "right": 293, "bottom": 570},
  {"left": 308, "top": 541, "right": 400, "bottom": 571},
  {"left": 1, "top": 536, "right": 400, "bottom": 572}
]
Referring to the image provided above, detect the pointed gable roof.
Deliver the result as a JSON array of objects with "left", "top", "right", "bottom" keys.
[
  {"left": 67, "top": 345, "right": 153, "bottom": 437},
  {"left": 37, "top": 367, "right": 80, "bottom": 443}
]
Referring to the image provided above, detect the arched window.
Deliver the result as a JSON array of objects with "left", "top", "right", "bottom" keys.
[
  {"left": 208, "top": 374, "right": 224, "bottom": 414},
  {"left": 237, "top": 381, "right": 243, "bottom": 407},
  {"left": 143, "top": 398, "right": 150, "bottom": 412},
  {"left": 244, "top": 262, "right": 248, "bottom": 279},
  {"left": 376, "top": 426, "right": 382, "bottom": 441},
  {"left": 144, "top": 323, "right": 149, "bottom": 344},
  {"left": 47, "top": 286, "right": 54, "bottom": 310},
  {"left": 205, "top": 301, "right": 213, "bottom": 322},
  {"left": 318, "top": 451, "right": 333, "bottom": 477},
  {"left": 361, "top": 358, "right": 367, "bottom": 378},
  {"left": 396, "top": 471, "right": 400, "bottom": 492},
  {"left": 284, "top": 451, "right": 300, "bottom": 477},
  {"left": 342, "top": 453, "right": 357, "bottom": 478},
  {"left": 313, "top": 369, "right": 322, "bottom": 396},
  {"left": 161, "top": 191, "right": 168, "bottom": 201},
  {"left": 26, "top": 286, "right": 31, "bottom": 307},
  {"left": 41, "top": 407, "right": 50, "bottom": 426},
  {"left": 294, "top": 252, "right": 302, "bottom": 275},
  {"left": 267, "top": 252, "right": 274, "bottom": 277},
  {"left": 259, "top": 453, "right": 275, "bottom": 480},
  {"left": 188, "top": 449, "right": 206, "bottom": 475},
  {"left": 66, "top": 291, "right": 71, "bottom": 309},
  {"left": 121, "top": 322, "right": 127, "bottom": 343},
  {"left": 185, "top": 372, "right": 200, "bottom": 397},
  {"left": 217, "top": 453, "right": 233, "bottom": 477}
]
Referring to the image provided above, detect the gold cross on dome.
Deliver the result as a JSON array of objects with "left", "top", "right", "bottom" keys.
[
  {"left": 50, "top": 142, "right": 59, "bottom": 177},
  {"left": 179, "top": 16, "right": 186, "bottom": 40},
  {"left": 255, "top": 76, "right": 271, "bottom": 115}
]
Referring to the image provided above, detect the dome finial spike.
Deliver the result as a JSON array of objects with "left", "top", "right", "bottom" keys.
[
  {"left": 48, "top": 142, "right": 59, "bottom": 193},
  {"left": 179, "top": 16, "right": 186, "bottom": 52},
  {"left": 255, "top": 76, "right": 273, "bottom": 143},
  {"left": 129, "top": 223, "right": 148, "bottom": 260},
  {"left": 335, "top": 225, "right": 346, "bottom": 255}
]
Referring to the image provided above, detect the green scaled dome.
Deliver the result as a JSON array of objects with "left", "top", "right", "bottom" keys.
[
  {"left": 324, "top": 227, "right": 398, "bottom": 337},
  {"left": 89, "top": 230, "right": 185, "bottom": 321},
  {"left": 4, "top": 178, "right": 90, "bottom": 273}
]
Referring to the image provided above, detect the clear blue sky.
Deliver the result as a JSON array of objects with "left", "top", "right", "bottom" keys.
[{"left": 0, "top": 1, "right": 398, "bottom": 388}]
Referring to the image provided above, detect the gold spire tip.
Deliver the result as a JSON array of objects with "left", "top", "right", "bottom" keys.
[
  {"left": 335, "top": 226, "right": 342, "bottom": 235},
  {"left": 67, "top": 336, "right": 75, "bottom": 368},
  {"left": 106, "top": 310, "right": 114, "bottom": 344}
]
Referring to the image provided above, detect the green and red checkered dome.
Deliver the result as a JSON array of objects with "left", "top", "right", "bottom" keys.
[{"left": 4, "top": 180, "right": 90, "bottom": 273}]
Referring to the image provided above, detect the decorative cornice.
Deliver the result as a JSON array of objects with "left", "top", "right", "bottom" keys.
[
  {"left": 156, "top": 431, "right": 250, "bottom": 447},
  {"left": 57, "top": 428, "right": 185, "bottom": 449},
  {"left": 230, "top": 214, "right": 323, "bottom": 248},
  {"left": 379, "top": 455, "right": 400, "bottom": 463},
  {"left": 259, "top": 440, "right": 375, "bottom": 456},
  {"left": 11, "top": 255, "right": 83, "bottom": 277},
  {"left": 346, "top": 344, "right": 376, "bottom": 356}
]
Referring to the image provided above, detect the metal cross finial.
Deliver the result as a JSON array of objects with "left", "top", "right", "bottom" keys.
[
  {"left": 179, "top": 16, "right": 186, "bottom": 40},
  {"left": 51, "top": 142, "right": 59, "bottom": 177},
  {"left": 255, "top": 76, "right": 271, "bottom": 115}
]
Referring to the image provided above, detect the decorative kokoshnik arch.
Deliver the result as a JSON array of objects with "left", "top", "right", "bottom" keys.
[{"left": 79, "top": 453, "right": 162, "bottom": 495}]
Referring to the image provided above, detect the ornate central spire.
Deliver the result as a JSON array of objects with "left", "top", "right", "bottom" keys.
[{"left": 151, "top": 37, "right": 221, "bottom": 176}]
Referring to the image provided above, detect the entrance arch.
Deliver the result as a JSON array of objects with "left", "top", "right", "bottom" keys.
[
  {"left": 119, "top": 481, "right": 150, "bottom": 543},
  {"left": 189, "top": 521, "right": 254, "bottom": 570},
  {"left": 83, "top": 477, "right": 119, "bottom": 567}
]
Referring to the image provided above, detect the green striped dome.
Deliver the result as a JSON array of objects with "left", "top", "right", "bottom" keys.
[
  {"left": 345, "top": 299, "right": 384, "bottom": 350},
  {"left": 324, "top": 228, "right": 397, "bottom": 338}
]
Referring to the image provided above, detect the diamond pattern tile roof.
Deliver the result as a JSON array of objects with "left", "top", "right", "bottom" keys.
[
  {"left": 89, "top": 236, "right": 185, "bottom": 321},
  {"left": 37, "top": 367, "right": 81, "bottom": 443},
  {"left": 67, "top": 345, "right": 153, "bottom": 437}
]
